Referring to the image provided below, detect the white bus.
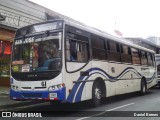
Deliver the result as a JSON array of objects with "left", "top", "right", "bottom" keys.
[{"left": 10, "top": 19, "right": 157, "bottom": 107}]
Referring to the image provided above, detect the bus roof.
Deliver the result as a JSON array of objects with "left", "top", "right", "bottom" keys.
[
  {"left": 16, "top": 19, "right": 155, "bottom": 54},
  {"left": 64, "top": 19, "right": 155, "bottom": 54}
]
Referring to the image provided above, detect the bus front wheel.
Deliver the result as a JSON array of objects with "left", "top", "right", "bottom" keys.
[{"left": 92, "top": 82, "right": 102, "bottom": 107}]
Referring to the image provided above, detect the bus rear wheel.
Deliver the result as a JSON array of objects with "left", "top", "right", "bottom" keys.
[
  {"left": 140, "top": 79, "right": 147, "bottom": 95},
  {"left": 92, "top": 82, "right": 102, "bottom": 107}
]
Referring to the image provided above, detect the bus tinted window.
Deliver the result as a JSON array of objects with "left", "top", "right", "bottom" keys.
[
  {"left": 131, "top": 48, "right": 140, "bottom": 64},
  {"left": 121, "top": 45, "right": 132, "bottom": 63},
  {"left": 92, "top": 49, "right": 106, "bottom": 60},
  {"left": 147, "top": 52, "right": 153, "bottom": 66},
  {"left": 152, "top": 54, "right": 156, "bottom": 67},
  {"left": 107, "top": 41, "right": 120, "bottom": 62},
  {"left": 141, "top": 51, "right": 148, "bottom": 65},
  {"left": 91, "top": 36, "right": 105, "bottom": 49},
  {"left": 91, "top": 36, "right": 106, "bottom": 60}
]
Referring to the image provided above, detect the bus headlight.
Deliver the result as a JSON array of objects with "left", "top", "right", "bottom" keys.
[
  {"left": 11, "top": 85, "right": 15, "bottom": 90},
  {"left": 48, "top": 85, "right": 56, "bottom": 91},
  {"left": 48, "top": 84, "right": 65, "bottom": 91},
  {"left": 57, "top": 84, "right": 62, "bottom": 89},
  {"left": 52, "top": 86, "right": 55, "bottom": 90},
  {"left": 11, "top": 85, "right": 20, "bottom": 91}
]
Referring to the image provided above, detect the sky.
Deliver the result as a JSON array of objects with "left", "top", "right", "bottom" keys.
[{"left": 30, "top": 0, "right": 160, "bottom": 38}]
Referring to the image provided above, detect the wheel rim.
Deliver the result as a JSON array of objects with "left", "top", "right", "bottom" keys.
[
  {"left": 143, "top": 84, "right": 146, "bottom": 93},
  {"left": 95, "top": 87, "right": 101, "bottom": 101}
]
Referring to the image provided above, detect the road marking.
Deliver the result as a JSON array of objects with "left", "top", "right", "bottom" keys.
[
  {"left": 0, "top": 102, "right": 49, "bottom": 111},
  {"left": 76, "top": 103, "right": 135, "bottom": 120}
]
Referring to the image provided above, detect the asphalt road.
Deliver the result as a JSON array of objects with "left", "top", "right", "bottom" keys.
[{"left": 1, "top": 87, "right": 160, "bottom": 120}]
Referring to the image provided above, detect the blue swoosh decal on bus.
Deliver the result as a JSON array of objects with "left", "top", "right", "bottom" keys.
[{"left": 66, "top": 67, "right": 155, "bottom": 103}]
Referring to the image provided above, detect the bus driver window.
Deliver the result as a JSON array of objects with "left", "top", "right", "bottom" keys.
[{"left": 66, "top": 38, "right": 88, "bottom": 62}]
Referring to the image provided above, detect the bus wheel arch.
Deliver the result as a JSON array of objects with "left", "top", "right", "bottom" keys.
[
  {"left": 91, "top": 77, "right": 106, "bottom": 107},
  {"left": 140, "top": 77, "right": 147, "bottom": 95}
]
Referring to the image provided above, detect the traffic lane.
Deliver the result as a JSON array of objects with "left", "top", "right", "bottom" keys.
[
  {"left": 2, "top": 88, "right": 160, "bottom": 119},
  {"left": 1, "top": 88, "right": 158, "bottom": 112},
  {"left": 106, "top": 89, "right": 160, "bottom": 111},
  {"left": 76, "top": 89, "right": 160, "bottom": 120},
  {"left": 5, "top": 90, "right": 156, "bottom": 112},
  {"left": 11, "top": 91, "right": 144, "bottom": 112}
]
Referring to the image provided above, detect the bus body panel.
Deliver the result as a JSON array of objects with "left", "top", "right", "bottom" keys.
[
  {"left": 63, "top": 62, "right": 92, "bottom": 103},
  {"left": 64, "top": 59, "right": 156, "bottom": 103},
  {"left": 10, "top": 73, "right": 65, "bottom": 101},
  {"left": 64, "top": 61, "right": 156, "bottom": 103}
]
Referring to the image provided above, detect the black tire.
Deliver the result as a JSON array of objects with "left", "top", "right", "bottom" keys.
[
  {"left": 92, "top": 82, "right": 102, "bottom": 107},
  {"left": 140, "top": 79, "right": 147, "bottom": 95}
]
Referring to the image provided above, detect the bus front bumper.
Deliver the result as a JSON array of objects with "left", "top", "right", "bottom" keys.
[{"left": 10, "top": 87, "right": 66, "bottom": 101}]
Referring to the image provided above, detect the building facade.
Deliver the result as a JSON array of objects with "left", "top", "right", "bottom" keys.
[
  {"left": 146, "top": 36, "right": 160, "bottom": 46},
  {"left": 0, "top": 0, "right": 63, "bottom": 86}
]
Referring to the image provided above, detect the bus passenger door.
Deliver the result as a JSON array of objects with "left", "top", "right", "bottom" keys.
[{"left": 64, "top": 28, "right": 91, "bottom": 102}]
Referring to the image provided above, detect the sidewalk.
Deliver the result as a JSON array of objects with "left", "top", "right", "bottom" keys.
[
  {"left": 0, "top": 86, "right": 30, "bottom": 106},
  {"left": 0, "top": 86, "right": 45, "bottom": 110},
  {"left": 0, "top": 86, "right": 10, "bottom": 95}
]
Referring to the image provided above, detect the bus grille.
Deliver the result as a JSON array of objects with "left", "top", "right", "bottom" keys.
[{"left": 22, "top": 93, "right": 42, "bottom": 98}]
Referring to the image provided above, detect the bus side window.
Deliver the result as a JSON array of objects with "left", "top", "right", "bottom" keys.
[
  {"left": 147, "top": 52, "right": 153, "bottom": 66},
  {"left": 120, "top": 44, "right": 132, "bottom": 63},
  {"left": 140, "top": 51, "right": 148, "bottom": 65},
  {"left": 91, "top": 35, "right": 106, "bottom": 60},
  {"left": 152, "top": 53, "right": 156, "bottom": 67},
  {"left": 107, "top": 40, "right": 121, "bottom": 62},
  {"left": 77, "top": 42, "right": 88, "bottom": 62},
  {"left": 66, "top": 33, "right": 89, "bottom": 62},
  {"left": 70, "top": 40, "right": 77, "bottom": 61},
  {"left": 131, "top": 48, "right": 140, "bottom": 64},
  {"left": 66, "top": 39, "right": 71, "bottom": 61}
]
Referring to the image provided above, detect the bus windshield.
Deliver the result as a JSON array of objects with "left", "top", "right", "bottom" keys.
[{"left": 12, "top": 32, "right": 62, "bottom": 73}]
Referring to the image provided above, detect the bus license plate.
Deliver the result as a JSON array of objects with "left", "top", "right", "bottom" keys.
[{"left": 49, "top": 93, "right": 57, "bottom": 98}]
